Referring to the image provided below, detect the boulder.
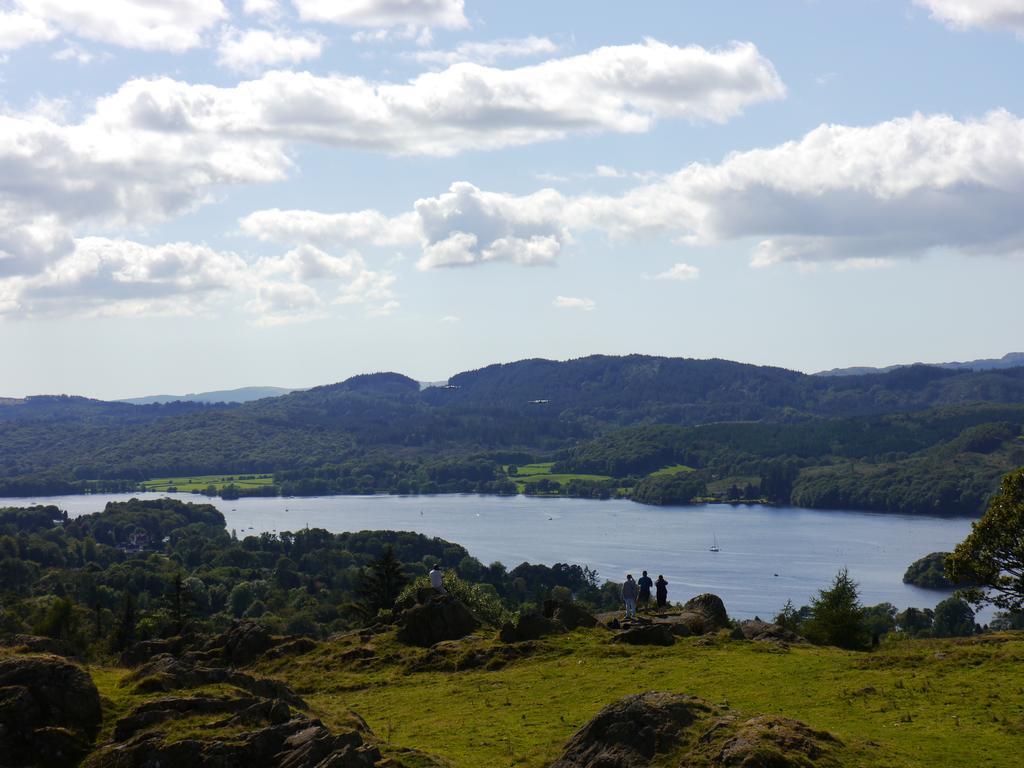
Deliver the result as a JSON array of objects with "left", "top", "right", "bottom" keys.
[
  {"left": 119, "top": 634, "right": 197, "bottom": 667},
  {"left": 550, "top": 692, "right": 848, "bottom": 768},
  {"left": 612, "top": 623, "right": 675, "bottom": 646},
  {"left": 550, "top": 692, "right": 716, "bottom": 768},
  {"left": 681, "top": 593, "right": 729, "bottom": 631},
  {"left": 498, "top": 613, "right": 566, "bottom": 643},
  {"left": 6, "top": 634, "right": 68, "bottom": 655},
  {"left": 0, "top": 655, "right": 102, "bottom": 767},
  {"left": 543, "top": 600, "right": 598, "bottom": 630},
  {"left": 739, "top": 619, "right": 805, "bottom": 643},
  {"left": 395, "top": 595, "right": 479, "bottom": 647}
]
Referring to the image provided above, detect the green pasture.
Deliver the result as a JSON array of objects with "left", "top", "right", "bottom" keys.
[
  {"left": 140, "top": 474, "right": 275, "bottom": 492},
  {"left": 504, "top": 462, "right": 612, "bottom": 492},
  {"left": 648, "top": 464, "right": 696, "bottom": 477}
]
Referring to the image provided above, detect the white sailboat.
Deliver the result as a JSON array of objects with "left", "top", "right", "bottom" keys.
[{"left": 709, "top": 533, "right": 720, "bottom": 553}]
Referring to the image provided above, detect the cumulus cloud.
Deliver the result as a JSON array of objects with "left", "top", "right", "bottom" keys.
[
  {"left": 243, "top": 110, "right": 1024, "bottom": 272},
  {"left": 239, "top": 208, "right": 420, "bottom": 248},
  {"left": 915, "top": 0, "right": 1024, "bottom": 37},
  {"left": 655, "top": 263, "right": 700, "bottom": 281},
  {"left": 216, "top": 28, "right": 325, "bottom": 73},
  {"left": 293, "top": 0, "right": 468, "bottom": 29},
  {"left": 0, "top": 238, "right": 397, "bottom": 323},
  {"left": 411, "top": 36, "right": 558, "bottom": 66},
  {"left": 243, "top": 0, "right": 282, "bottom": 19},
  {"left": 0, "top": 10, "right": 57, "bottom": 51},
  {"left": 553, "top": 296, "right": 595, "bottom": 311},
  {"left": 16, "top": 0, "right": 227, "bottom": 52},
  {"left": 71, "top": 39, "right": 782, "bottom": 157}
]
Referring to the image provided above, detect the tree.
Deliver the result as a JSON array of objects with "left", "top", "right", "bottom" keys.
[
  {"left": 803, "top": 568, "right": 869, "bottom": 650},
  {"left": 932, "top": 597, "right": 976, "bottom": 637},
  {"left": 355, "top": 546, "right": 407, "bottom": 618},
  {"left": 946, "top": 468, "right": 1024, "bottom": 612},
  {"left": 774, "top": 599, "right": 802, "bottom": 633},
  {"left": 862, "top": 602, "right": 898, "bottom": 637}
]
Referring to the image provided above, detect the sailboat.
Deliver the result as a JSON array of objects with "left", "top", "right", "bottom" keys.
[{"left": 709, "top": 533, "right": 720, "bottom": 553}]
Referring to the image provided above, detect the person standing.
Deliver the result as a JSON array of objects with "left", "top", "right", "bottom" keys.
[
  {"left": 429, "top": 564, "right": 445, "bottom": 594},
  {"left": 622, "top": 574, "right": 639, "bottom": 619},
  {"left": 655, "top": 575, "right": 668, "bottom": 608},
  {"left": 637, "top": 570, "right": 653, "bottom": 609}
]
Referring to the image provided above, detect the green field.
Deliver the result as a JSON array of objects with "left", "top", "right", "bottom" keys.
[
  {"left": 504, "top": 462, "right": 612, "bottom": 492},
  {"left": 178, "top": 628, "right": 1024, "bottom": 767},
  {"left": 140, "top": 474, "right": 275, "bottom": 492},
  {"left": 649, "top": 464, "right": 696, "bottom": 477}
]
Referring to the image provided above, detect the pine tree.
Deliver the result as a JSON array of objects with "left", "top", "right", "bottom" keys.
[
  {"left": 805, "top": 568, "right": 869, "bottom": 649},
  {"left": 355, "top": 546, "right": 408, "bottom": 617}
]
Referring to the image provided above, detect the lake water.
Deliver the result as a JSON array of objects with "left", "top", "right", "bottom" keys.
[{"left": 17, "top": 492, "right": 984, "bottom": 621}]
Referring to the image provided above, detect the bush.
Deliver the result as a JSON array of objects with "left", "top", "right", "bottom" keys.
[
  {"left": 932, "top": 597, "right": 976, "bottom": 637},
  {"left": 396, "top": 572, "right": 512, "bottom": 627}
]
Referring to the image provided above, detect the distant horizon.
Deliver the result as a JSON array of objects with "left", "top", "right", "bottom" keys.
[{"left": 7, "top": 348, "right": 1022, "bottom": 402}]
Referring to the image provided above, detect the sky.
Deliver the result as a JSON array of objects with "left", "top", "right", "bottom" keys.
[{"left": 1, "top": 0, "right": 1023, "bottom": 399}]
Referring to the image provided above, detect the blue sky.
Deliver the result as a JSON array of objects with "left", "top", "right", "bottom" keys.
[{"left": 1, "top": 0, "right": 1022, "bottom": 399}]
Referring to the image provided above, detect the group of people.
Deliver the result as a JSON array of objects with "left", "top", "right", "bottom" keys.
[{"left": 621, "top": 571, "right": 668, "bottom": 618}]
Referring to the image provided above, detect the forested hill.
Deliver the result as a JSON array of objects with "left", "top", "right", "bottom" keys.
[{"left": 2, "top": 355, "right": 1024, "bottom": 511}]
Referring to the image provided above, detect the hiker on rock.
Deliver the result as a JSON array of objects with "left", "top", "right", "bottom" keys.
[
  {"left": 655, "top": 575, "right": 668, "bottom": 608},
  {"left": 429, "top": 564, "right": 445, "bottom": 594},
  {"left": 622, "top": 574, "right": 639, "bottom": 619},
  {"left": 637, "top": 570, "right": 653, "bottom": 609}
]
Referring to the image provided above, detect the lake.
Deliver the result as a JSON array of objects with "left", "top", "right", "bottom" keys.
[{"left": 17, "top": 492, "right": 982, "bottom": 621}]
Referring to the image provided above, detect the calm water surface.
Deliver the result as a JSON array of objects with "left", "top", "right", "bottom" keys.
[{"left": 20, "top": 492, "right": 980, "bottom": 620}]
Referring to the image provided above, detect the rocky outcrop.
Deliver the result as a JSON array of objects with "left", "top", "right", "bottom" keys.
[
  {"left": 84, "top": 714, "right": 380, "bottom": 768},
  {"left": 5, "top": 634, "right": 69, "bottom": 655},
  {"left": 0, "top": 654, "right": 102, "bottom": 767},
  {"left": 549, "top": 692, "right": 846, "bottom": 768},
  {"left": 550, "top": 692, "right": 716, "bottom": 767},
  {"left": 121, "top": 654, "right": 306, "bottom": 707},
  {"left": 395, "top": 595, "right": 480, "bottom": 647},
  {"left": 543, "top": 600, "right": 598, "bottom": 630},
  {"left": 119, "top": 634, "right": 197, "bottom": 667},
  {"left": 204, "top": 620, "right": 275, "bottom": 666},
  {"left": 499, "top": 613, "right": 566, "bottom": 643},
  {"left": 738, "top": 619, "right": 805, "bottom": 643}
]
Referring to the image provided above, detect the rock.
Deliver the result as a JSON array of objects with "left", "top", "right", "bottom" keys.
[
  {"left": 612, "top": 624, "right": 675, "bottom": 646},
  {"left": 0, "top": 655, "right": 102, "bottom": 767},
  {"left": 682, "top": 593, "right": 729, "bottom": 631},
  {"left": 395, "top": 595, "right": 480, "bottom": 647},
  {"left": 543, "top": 600, "right": 598, "bottom": 630},
  {"left": 262, "top": 636, "right": 318, "bottom": 661},
  {"left": 498, "top": 613, "right": 566, "bottom": 643},
  {"left": 694, "top": 714, "right": 843, "bottom": 767},
  {"left": 550, "top": 692, "right": 716, "bottom": 768},
  {"left": 121, "top": 654, "right": 306, "bottom": 707},
  {"left": 550, "top": 692, "right": 848, "bottom": 768},
  {"left": 205, "top": 620, "right": 274, "bottom": 666},
  {"left": 6, "top": 634, "right": 68, "bottom": 655},
  {"left": 84, "top": 716, "right": 381, "bottom": 768},
  {"left": 118, "top": 634, "right": 197, "bottom": 667},
  {"left": 739, "top": 619, "right": 805, "bottom": 643}
]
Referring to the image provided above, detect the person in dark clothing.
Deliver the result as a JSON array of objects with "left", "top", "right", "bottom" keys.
[
  {"left": 637, "top": 571, "right": 653, "bottom": 608},
  {"left": 655, "top": 575, "right": 668, "bottom": 608}
]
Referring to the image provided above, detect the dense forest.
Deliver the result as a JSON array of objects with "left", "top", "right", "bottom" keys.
[
  {"left": 2, "top": 355, "right": 1023, "bottom": 515},
  {"left": 0, "top": 498, "right": 612, "bottom": 655}
]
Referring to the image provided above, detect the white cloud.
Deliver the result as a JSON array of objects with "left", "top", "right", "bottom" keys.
[
  {"left": 18, "top": 0, "right": 227, "bottom": 52},
  {"left": 594, "top": 164, "right": 625, "bottom": 179},
  {"left": 655, "top": 263, "right": 700, "bottom": 281},
  {"left": 439, "top": 314, "right": 460, "bottom": 323},
  {"left": 0, "top": 237, "right": 397, "bottom": 323},
  {"left": 412, "top": 36, "right": 558, "bottom": 66},
  {"left": 915, "top": 0, "right": 1024, "bottom": 36},
  {"left": 251, "top": 110, "right": 1024, "bottom": 272},
  {"left": 79, "top": 39, "right": 783, "bottom": 157},
  {"left": 294, "top": 0, "right": 468, "bottom": 29},
  {"left": 239, "top": 208, "right": 420, "bottom": 247},
  {"left": 553, "top": 295, "right": 595, "bottom": 311},
  {"left": 243, "top": 0, "right": 282, "bottom": 19},
  {"left": 0, "top": 10, "right": 57, "bottom": 51},
  {"left": 217, "top": 28, "right": 325, "bottom": 73},
  {"left": 52, "top": 44, "right": 97, "bottom": 65}
]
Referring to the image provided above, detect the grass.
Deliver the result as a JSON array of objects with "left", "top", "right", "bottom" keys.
[
  {"left": 649, "top": 464, "right": 696, "bottom": 477},
  {"left": 504, "top": 463, "right": 612, "bottom": 493},
  {"left": 239, "top": 629, "right": 1024, "bottom": 768},
  {"left": 140, "top": 474, "right": 275, "bottom": 492},
  {"left": 73, "top": 628, "right": 1024, "bottom": 768}
]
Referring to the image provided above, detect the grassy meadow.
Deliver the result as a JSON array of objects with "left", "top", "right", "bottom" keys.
[
  {"left": 504, "top": 462, "right": 613, "bottom": 493},
  {"left": 139, "top": 474, "right": 275, "bottom": 492},
  {"left": 146, "top": 628, "right": 1024, "bottom": 768}
]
